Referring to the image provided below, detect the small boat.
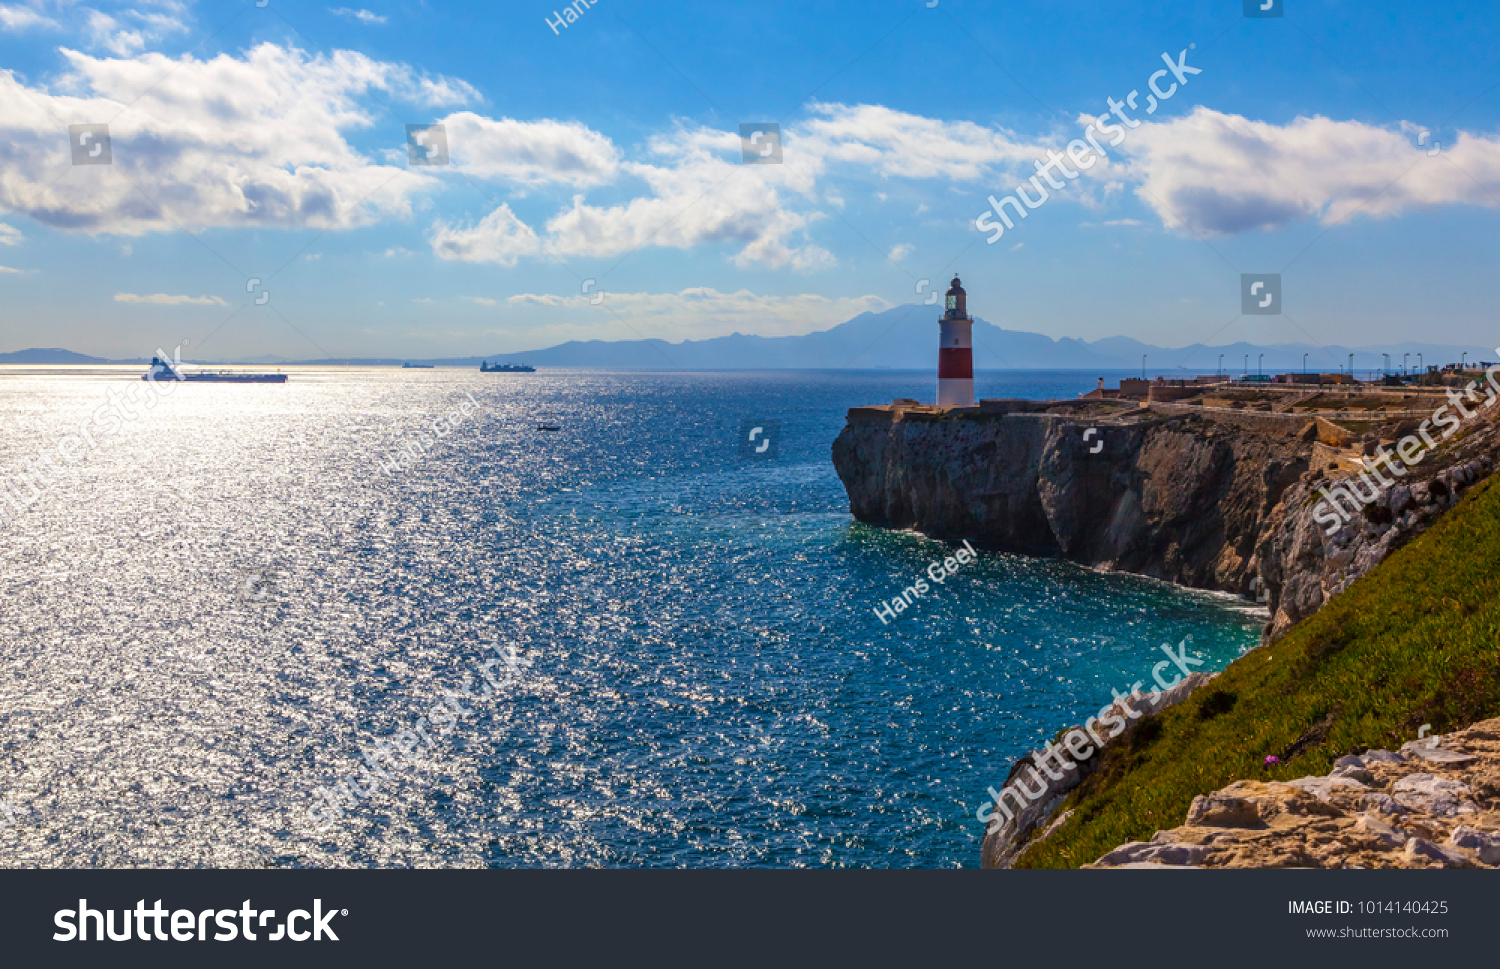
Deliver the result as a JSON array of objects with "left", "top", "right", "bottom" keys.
[
  {"left": 536, "top": 424, "right": 561, "bottom": 431},
  {"left": 481, "top": 361, "right": 535, "bottom": 373},
  {"left": 402, "top": 362, "right": 434, "bottom": 369},
  {"left": 142, "top": 357, "right": 287, "bottom": 383}
]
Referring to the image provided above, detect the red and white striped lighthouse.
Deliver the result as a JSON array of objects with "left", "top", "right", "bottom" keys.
[{"left": 937, "top": 275, "right": 974, "bottom": 407}]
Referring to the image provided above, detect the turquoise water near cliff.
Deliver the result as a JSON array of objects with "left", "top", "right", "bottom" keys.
[{"left": 0, "top": 368, "right": 1263, "bottom": 867}]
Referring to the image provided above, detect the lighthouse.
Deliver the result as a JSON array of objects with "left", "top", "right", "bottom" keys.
[{"left": 937, "top": 275, "right": 974, "bottom": 407}]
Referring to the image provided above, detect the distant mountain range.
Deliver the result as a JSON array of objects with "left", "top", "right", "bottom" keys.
[{"left": 4, "top": 307, "right": 1495, "bottom": 372}]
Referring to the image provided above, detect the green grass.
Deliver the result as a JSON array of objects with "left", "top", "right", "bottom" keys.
[{"left": 1015, "top": 474, "right": 1500, "bottom": 868}]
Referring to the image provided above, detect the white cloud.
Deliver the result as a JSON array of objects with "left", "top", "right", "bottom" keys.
[
  {"left": 796, "top": 101, "right": 1045, "bottom": 181},
  {"left": 84, "top": 8, "right": 186, "bottom": 57},
  {"left": 1009, "top": 242, "right": 1023, "bottom": 251},
  {"left": 119, "top": 243, "right": 131, "bottom": 255},
  {"left": 470, "top": 296, "right": 496, "bottom": 306},
  {"left": 0, "top": 4, "right": 59, "bottom": 30},
  {"left": 0, "top": 224, "right": 21, "bottom": 245},
  {"left": 113, "top": 292, "right": 226, "bottom": 304},
  {"left": 0, "top": 43, "right": 479, "bottom": 236},
  {"left": 429, "top": 204, "right": 541, "bottom": 267},
  {"left": 505, "top": 287, "right": 892, "bottom": 338},
  {"left": 0, "top": 264, "right": 36, "bottom": 273},
  {"left": 429, "top": 103, "right": 1055, "bottom": 271},
  {"left": 516, "top": 125, "right": 835, "bottom": 270},
  {"left": 1119, "top": 107, "right": 1500, "bottom": 234},
  {"left": 411, "top": 297, "right": 433, "bottom": 304},
  {"left": 438, "top": 111, "right": 620, "bottom": 186},
  {"left": 330, "top": 7, "right": 386, "bottom": 24},
  {"left": 1102, "top": 219, "right": 1142, "bottom": 226},
  {"left": 888, "top": 243, "right": 913, "bottom": 261}
]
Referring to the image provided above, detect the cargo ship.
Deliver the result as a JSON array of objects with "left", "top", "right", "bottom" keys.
[
  {"left": 142, "top": 357, "right": 288, "bottom": 383},
  {"left": 480, "top": 361, "right": 535, "bottom": 373},
  {"left": 402, "top": 362, "right": 434, "bottom": 369}
]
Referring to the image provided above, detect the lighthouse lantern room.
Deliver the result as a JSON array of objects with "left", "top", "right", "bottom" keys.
[{"left": 937, "top": 275, "right": 974, "bottom": 407}]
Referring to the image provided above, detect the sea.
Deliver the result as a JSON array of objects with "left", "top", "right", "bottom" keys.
[{"left": 0, "top": 367, "right": 1265, "bottom": 868}]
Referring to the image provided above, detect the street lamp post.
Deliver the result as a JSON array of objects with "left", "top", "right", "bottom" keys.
[
  {"left": 1244, "top": 354, "right": 1249, "bottom": 377},
  {"left": 1403, "top": 353, "right": 1410, "bottom": 377},
  {"left": 1303, "top": 352, "right": 1309, "bottom": 375},
  {"left": 1462, "top": 353, "right": 1468, "bottom": 372},
  {"left": 1218, "top": 353, "right": 1224, "bottom": 376},
  {"left": 1258, "top": 353, "right": 1264, "bottom": 376},
  {"left": 1142, "top": 354, "right": 1147, "bottom": 380},
  {"left": 1383, "top": 353, "right": 1391, "bottom": 375}
]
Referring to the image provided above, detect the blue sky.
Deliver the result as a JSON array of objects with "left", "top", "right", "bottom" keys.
[{"left": 1, "top": 0, "right": 1498, "bottom": 360}]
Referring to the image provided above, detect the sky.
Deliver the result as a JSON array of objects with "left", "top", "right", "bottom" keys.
[{"left": 0, "top": 0, "right": 1498, "bottom": 361}]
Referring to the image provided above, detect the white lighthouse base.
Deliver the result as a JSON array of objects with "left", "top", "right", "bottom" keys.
[{"left": 937, "top": 378, "right": 974, "bottom": 408}]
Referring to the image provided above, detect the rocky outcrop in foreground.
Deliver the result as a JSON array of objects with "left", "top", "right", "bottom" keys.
[{"left": 1087, "top": 721, "right": 1500, "bottom": 869}]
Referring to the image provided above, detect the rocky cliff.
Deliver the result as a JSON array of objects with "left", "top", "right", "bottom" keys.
[{"left": 832, "top": 399, "right": 1500, "bottom": 639}]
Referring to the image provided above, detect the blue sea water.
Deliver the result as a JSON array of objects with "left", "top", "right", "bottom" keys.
[{"left": 0, "top": 368, "right": 1263, "bottom": 868}]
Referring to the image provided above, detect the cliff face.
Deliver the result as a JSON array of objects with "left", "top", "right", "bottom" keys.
[
  {"left": 832, "top": 403, "right": 1500, "bottom": 639},
  {"left": 832, "top": 410, "right": 1309, "bottom": 605}
]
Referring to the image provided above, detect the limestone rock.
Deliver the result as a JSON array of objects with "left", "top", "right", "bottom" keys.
[
  {"left": 1404, "top": 837, "right": 1474, "bottom": 868},
  {"left": 1083, "top": 717, "right": 1500, "bottom": 869},
  {"left": 1094, "top": 841, "right": 1214, "bottom": 867},
  {"left": 1359, "top": 792, "right": 1407, "bottom": 815},
  {"left": 1355, "top": 813, "right": 1405, "bottom": 848},
  {"left": 1401, "top": 738, "right": 1480, "bottom": 765},
  {"left": 1285, "top": 775, "right": 1368, "bottom": 802},
  {"left": 1185, "top": 793, "right": 1263, "bottom": 829},
  {"left": 1391, "top": 774, "right": 1477, "bottom": 817},
  {"left": 1448, "top": 825, "right": 1500, "bottom": 865}
]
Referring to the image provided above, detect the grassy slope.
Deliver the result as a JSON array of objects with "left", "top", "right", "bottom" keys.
[{"left": 1017, "top": 474, "right": 1500, "bottom": 868}]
